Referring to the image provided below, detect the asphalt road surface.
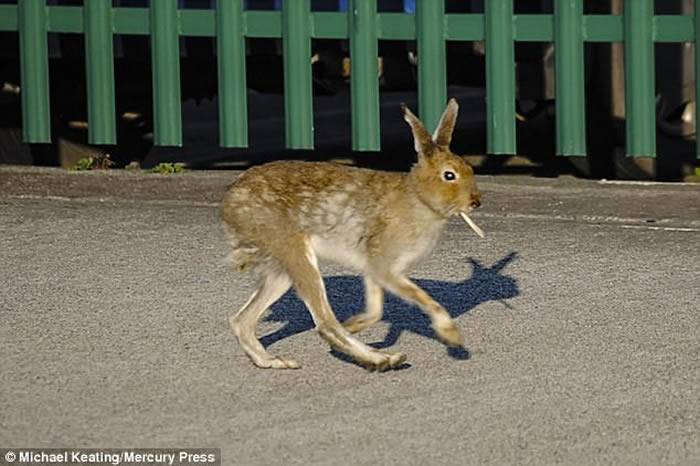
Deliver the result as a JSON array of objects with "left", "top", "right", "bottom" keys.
[{"left": 1, "top": 167, "right": 698, "bottom": 465}]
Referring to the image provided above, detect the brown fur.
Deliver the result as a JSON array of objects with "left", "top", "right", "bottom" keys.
[{"left": 221, "top": 99, "right": 481, "bottom": 370}]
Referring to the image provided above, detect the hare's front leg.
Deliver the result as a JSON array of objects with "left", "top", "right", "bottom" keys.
[
  {"left": 343, "top": 276, "right": 384, "bottom": 333},
  {"left": 282, "top": 238, "right": 406, "bottom": 370},
  {"left": 378, "top": 275, "right": 464, "bottom": 348},
  {"left": 230, "top": 270, "right": 301, "bottom": 369}
]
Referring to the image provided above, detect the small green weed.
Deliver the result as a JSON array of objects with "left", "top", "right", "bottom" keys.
[
  {"left": 72, "top": 154, "right": 114, "bottom": 171},
  {"left": 152, "top": 162, "right": 186, "bottom": 174},
  {"left": 683, "top": 167, "right": 700, "bottom": 183}
]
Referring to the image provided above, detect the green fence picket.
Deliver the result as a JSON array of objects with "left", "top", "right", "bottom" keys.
[
  {"left": 485, "top": 0, "right": 516, "bottom": 155},
  {"left": 349, "top": 0, "right": 380, "bottom": 151},
  {"left": 283, "top": 0, "right": 314, "bottom": 149},
  {"left": 18, "top": 0, "right": 51, "bottom": 143},
  {"left": 554, "top": 0, "right": 586, "bottom": 156},
  {"left": 150, "top": 0, "right": 182, "bottom": 146},
  {"left": 624, "top": 0, "right": 655, "bottom": 157},
  {"left": 416, "top": 0, "right": 447, "bottom": 134},
  {"left": 217, "top": 0, "right": 247, "bottom": 148},
  {"left": 84, "top": 0, "right": 116, "bottom": 145}
]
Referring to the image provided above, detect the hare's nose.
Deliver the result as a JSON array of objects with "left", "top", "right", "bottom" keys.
[{"left": 470, "top": 198, "right": 481, "bottom": 209}]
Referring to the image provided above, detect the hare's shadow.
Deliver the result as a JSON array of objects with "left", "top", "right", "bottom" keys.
[{"left": 260, "top": 252, "right": 519, "bottom": 360}]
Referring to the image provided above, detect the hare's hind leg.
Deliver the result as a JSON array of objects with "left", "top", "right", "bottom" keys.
[
  {"left": 283, "top": 239, "right": 405, "bottom": 370},
  {"left": 343, "top": 276, "right": 384, "bottom": 333},
  {"left": 230, "top": 270, "right": 300, "bottom": 369}
]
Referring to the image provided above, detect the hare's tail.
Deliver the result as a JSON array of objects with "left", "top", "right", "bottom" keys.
[
  {"left": 224, "top": 247, "right": 260, "bottom": 272},
  {"left": 223, "top": 230, "right": 265, "bottom": 273}
]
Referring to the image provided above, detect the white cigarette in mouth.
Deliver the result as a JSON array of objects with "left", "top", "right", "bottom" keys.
[{"left": 459, "top": 212, "right": 485, "bottom": 238}]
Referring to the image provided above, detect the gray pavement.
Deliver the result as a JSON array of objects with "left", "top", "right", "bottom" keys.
[{"left": 1, "top": 166, "right": 699, "bottom": 465}]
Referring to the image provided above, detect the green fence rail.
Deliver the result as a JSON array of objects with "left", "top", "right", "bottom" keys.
[{"left": 0, "top": 1, "right": 698, "bottom": 158}]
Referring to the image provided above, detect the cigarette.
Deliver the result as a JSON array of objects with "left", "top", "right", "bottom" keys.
[{"left": 459, "top": 212, "right": 485, "bottom": 238}]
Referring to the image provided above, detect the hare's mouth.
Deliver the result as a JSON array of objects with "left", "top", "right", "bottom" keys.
[{"left": 459, "top": 211, "right": 485, "bottom": 238}]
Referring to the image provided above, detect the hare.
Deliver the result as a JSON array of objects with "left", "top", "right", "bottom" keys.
[{"left": 221, "top": 98, "right": 483, "bottom": 370}]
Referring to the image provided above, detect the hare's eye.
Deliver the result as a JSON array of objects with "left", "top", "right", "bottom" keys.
[{"left": 443, "top": 170, "right": 456, "bottom": 181}]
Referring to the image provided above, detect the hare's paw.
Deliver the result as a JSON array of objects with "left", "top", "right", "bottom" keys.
[
  {"left": 317, "top": 325, "right": 405, "bottom": 371},
  {"left": 362, "top": 350, "right": 407, "bottom": 372},
  {"left": 252, "top": 355, "right": 302, "bottom": 370},
  {"left": 343, "top": 313, "right": 381, "bottom": 334},
  {"left": 378, "top": 349, "right": 408, "bottom": 368},
  {"left": 432, "top": 319, "right": 464, "bottom": 348}
]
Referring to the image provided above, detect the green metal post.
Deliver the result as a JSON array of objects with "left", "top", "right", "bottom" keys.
[
  {"left": 217, "top": 0, "right": 247, "bottom": 147},
  {"left": 624, "top": 0, "right": 655, "bottom": 157},
  {"left": 283, "top": 0, "right": 313, "bottom": 149},
  {"left": 416, "top": 0, "right": 446, "bottom": 133},
  {"left": 85, "top": 0, "right": 116, "bottom": 145},
  {"left": 554, "top": 0, "right": 586, "bottom": 156},
  {"left": 485, "top": 0, "right": 516, "bottom": 154},
  {"left": 349, "top": 0, "right": 380, "bottom": 151},
  {"left": 18, "top": 0, "right": 50, "bottom": 143},
  {"left": 150, "top": 0, "right": 182, "bottom": 146}
]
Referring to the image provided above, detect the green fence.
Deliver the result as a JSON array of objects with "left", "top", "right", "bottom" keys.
[{"left": 0, "top": 0, "right": 698, "bottom": 158}]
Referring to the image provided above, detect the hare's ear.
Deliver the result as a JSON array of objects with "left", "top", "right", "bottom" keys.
[
  {"left": 432, "top": 98, "right": 459, "bottom": 147},
  {"left": 401, "top": 103, "right": 434, "bottom": 155}
]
